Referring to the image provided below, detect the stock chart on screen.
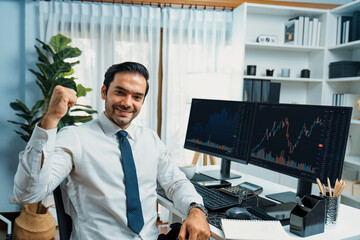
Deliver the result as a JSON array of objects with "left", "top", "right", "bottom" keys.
[
  {"left": 184, "top": 99, "right": 255, "bottom": 162},
  {"left": 248, "top": 103, "right": 352, "bottom": 184}
]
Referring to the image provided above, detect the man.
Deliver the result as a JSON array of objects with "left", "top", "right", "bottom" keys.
[{"left": 14, "top": 62, "right": 210, "bottom": 240}]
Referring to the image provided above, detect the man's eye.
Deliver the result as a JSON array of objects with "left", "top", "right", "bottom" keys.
[{"left": 116, "top": 90, "right": 124, "bottom": 95}]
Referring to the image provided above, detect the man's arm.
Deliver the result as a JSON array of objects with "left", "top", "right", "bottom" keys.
[
  {"left": 157, "top": 148, "right": 210, "bottom": 240},
  {"left": 179, "top": 206, "right": 210, "bottom": 240},
  {"left": 13, "top": 86, "right": 77, "bottom": 203}
]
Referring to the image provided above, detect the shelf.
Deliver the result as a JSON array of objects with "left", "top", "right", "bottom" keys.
[
  {"left": 351, "top": 119, "right": 360, "bottom": 125},
  {"left": 345, "top": 155, "right": 360, "bottom": 167},
  {"left": 246, "top": 3, "right": 327, "bottom": 17},
  {"left": 244, "top": 75, "right": 322, "bottom": 83},
  {"left": 326, "top": 77, "right": 360, "bottom": 83},
  {"left": 245, "top": 42, "right": 325, "bottom": 52},
  {"left": 330, "top": 0, "right": 360, "bottom": 14},
  {"left": 341, "top": 192, "right": 360, "bottom": 202},
  {"left": 328, "top": 40, "right": 360, "bottom": 51}
]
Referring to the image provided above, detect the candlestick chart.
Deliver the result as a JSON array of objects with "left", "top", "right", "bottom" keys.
[
  {"left": 249, "top": 103, "right": 351, "bottom": 183},
  {"left": 185, "top": 99, "right": 255, "bottom": 161}
]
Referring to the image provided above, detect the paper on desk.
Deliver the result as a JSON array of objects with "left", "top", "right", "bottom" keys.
[{"left": 221, "top": 219, "right": 289, "bottom": 240}]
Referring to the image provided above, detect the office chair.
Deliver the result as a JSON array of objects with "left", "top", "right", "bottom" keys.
[
  {"left": 53, "top": 184, "right": 180, "bottom": 240},
  {"left": 53, "top": 185, "right": 72, "bottom": 240}
]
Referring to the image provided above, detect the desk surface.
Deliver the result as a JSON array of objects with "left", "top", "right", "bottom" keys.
[{"left": 157, "top": 166, "right": 360, "bottom": 240}]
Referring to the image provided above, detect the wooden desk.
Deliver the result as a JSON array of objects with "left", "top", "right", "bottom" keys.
[{"left": 157, "top": 167, "right": 360, "bottom": 240}]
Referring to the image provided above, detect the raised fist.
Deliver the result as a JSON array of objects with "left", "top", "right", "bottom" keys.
[{"left": 40, "top": 85, "right": 77, "bottom": 129}]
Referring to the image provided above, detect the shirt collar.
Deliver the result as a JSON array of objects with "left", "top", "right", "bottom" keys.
[{"left": 99, "top": 112, "right": 136, "bottom": 141}]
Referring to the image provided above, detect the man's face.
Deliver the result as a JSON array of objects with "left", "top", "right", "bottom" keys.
[{"left": 101, "top": 72, "right": 147, "bottom": 129}]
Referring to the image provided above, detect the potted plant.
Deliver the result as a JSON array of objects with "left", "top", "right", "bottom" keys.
[{"left": 9, "top": 33, "right": 96, "bottom": 239}]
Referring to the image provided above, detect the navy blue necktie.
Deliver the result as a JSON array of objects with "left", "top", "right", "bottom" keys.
[{"left": 117, "top": 130, "right": 144, "bottom": 234}]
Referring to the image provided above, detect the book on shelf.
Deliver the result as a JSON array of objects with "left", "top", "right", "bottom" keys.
[
  {"left": 337, "top": 16, "right": 353, "bottom": 44},
  {"left": 284, "top": 19, "right": 297, "bottom": 44},
  {"left": 336, "top": 16, "right": 342, "bottom": 45},
  {"left": 252, "top": 79, "right": 262, "bottom": 102},
  {"left": 308, "top": 20, "right": 313, "bottom": 46},
  {"left": 269, "top": 82, "right": 281, "bottom": 103},
  {"left": 344, "top": 20, "right": 350, "bottom": 43},
  {"left": 243, "top": 79, "right": 280, "bottom": 103},
  {"left": 298, "top": 16, "right": 304, "bottom": 45},
  {"left": 352, "top": 11, "right": 360, "bottom": 41},
  {"left": 286, "top": 16, "right": 321, "bottom": 46},
  {"left": 332, "top": 93, "right": 360, "bottom": 120},
  {"left": 316, "top": 21, "right": 322, "bottom": 46},
  {"left": 221, "top": 219, "right": 289, "bottom": 240},
  {"left": 288, "top": 16, "right": 304, "bottom": 45},
  {"left": 303, "top": 16, "right": 310, "bottom": 46},
  {"left": 311, "top": 18, "right": 318, "bottom": 47}
]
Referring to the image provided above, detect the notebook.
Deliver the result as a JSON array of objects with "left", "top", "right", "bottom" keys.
[{"left": 221, "top": 219, "right": 289, "bottom": 240}]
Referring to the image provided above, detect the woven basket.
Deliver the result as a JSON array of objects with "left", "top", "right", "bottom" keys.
[{"left": 13, "top": 202, "right": 56, "bottom": 240}]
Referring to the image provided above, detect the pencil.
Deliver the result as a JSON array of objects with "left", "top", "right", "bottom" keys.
[
  {"left": 334, "top": 179, "right": 339, "bottom": 197},
  {"left": 336, "top": 181, "right": 346, "bottom": 197},
  {"left": 327, "top": 177, "right": 332, "bottom": 197},
  {"left": 316, "top": 178, "right": 325, "bottom": 195}
]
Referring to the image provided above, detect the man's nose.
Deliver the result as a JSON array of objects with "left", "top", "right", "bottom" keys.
[{"left": 122, "top": 95, "right": 132, "bottom": 107}]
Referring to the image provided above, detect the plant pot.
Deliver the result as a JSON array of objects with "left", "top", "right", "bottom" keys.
[{"left": 13, "top": 202, "right": 56, "bottom": 240}]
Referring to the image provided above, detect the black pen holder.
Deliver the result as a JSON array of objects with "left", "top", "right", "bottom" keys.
[{"left": 289, "top": 195, "right": 325, "bottom": 237}]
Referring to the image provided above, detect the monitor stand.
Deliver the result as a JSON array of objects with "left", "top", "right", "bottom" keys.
[
  {"left": 265, "top": 179, "right": 312, "bottom": 203},
  {"left": 199, "top": 158, "right": 242, "bottom": 180}
]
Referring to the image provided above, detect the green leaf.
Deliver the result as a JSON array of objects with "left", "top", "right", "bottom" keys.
[
  {"left": 20, "top": 125, "right": 33, "bottom": 135},
  {"left": 58, "top": 68, "right": 74, "bottom": 78},
  {"left": 35, "top": 45, "right": 50, "bottom": 65},
  {"left": 76, "top": 84, "right": 87, "bottom": 97},
  {"left": 30, "top": 100, "right": 44, "bottom": 116},
  {"left": 55, "top": 77, "right": 77, "bottom": 89},
  {"left": 10, "top": 100, "right": 30, "bottom": 113},
  {"left": 54, "top": 48, "right": 82, "bottom": 62},
  {"left": 29, "top": 69, "right": 48, "bottom": 90},
  {"left": 8, "top": 120, "right": 28, "bottom": 127},
  {"left": 57, "top": 119, "right": 65, "bottom": 129},
  {"left": 49, "top": 33, "right": 72, "bottom": 53},
  {"left": 35, "top": 80, "right": 47, "bottom": 97},
  {"left": 74, "top": 104, "right": 93, "bottom": 108},
  {"left": 57, "top": 78, "right": 77, "bottom": 91},
  {"left": 70, "top": 109, "right": 97, "bottom": 114},
  {"left": 21, "top": 135, "right": 30, "bottom": 142},
  {"left": 36, "top": 38, "right": 55, "bottom": 56},
  {"left": 51, "top": 61, "right": 72, "bottom": 80},
  {"left": 71, "top": 115, "right": 93, "bottom": 123},
  {"left": 37, "top": 63, "right": 54, "bottom": 81},
  {"left": 15, "top": 113, "right": 34, "bottom": 122}
]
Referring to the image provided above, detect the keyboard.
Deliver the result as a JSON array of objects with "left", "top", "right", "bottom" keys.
[{"left": 191, "top": 181, "right": 239, "bottom": 211}]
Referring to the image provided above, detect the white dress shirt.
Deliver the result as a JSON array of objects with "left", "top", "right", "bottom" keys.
[{"left": 14, "top": 112, "right": 203, "bottom": 240}]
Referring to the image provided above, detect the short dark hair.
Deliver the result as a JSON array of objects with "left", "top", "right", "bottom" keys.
[{"left": 103, "top": 62, "right": 149, "bottom": 97}]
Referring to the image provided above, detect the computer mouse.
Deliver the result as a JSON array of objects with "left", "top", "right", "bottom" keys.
[{"left": 225, "top": 207, "right": 252, "bottom": 220}]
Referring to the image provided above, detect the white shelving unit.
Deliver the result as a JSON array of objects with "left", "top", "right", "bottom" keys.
[
  {"left": 231, "top": 1, "right": 360, "bottom": 207},
  {"left": 325, "top": 2, "right": 360, "bottom": 180}
]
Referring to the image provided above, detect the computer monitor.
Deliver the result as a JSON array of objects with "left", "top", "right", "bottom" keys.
[
  {"left": 184, "top": 98, "right": 256, "bottom": 180},
  {"left": 248, "top": 103, "right": 352, "bottom": 202}
]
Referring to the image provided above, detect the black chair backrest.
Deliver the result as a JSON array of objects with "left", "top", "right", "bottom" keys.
[{"left": 53, "top": 185, "right": 72, "bottom": 240}]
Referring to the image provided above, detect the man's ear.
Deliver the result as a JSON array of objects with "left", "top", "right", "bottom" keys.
[{"left": 101, "top": 85, "right": 106, "bottom": 100}]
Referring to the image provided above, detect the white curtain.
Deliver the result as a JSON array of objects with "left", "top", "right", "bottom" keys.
[
  {"left": 161, "top": 7, "right": 233, "bottom": 166},
  {"left": 39, "top": 1, "right": 161, "bottom": 131}
]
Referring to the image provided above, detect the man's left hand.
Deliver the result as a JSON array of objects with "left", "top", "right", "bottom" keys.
[{"left": 178, "top": 207, "right": 211, "bottom": 240}]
